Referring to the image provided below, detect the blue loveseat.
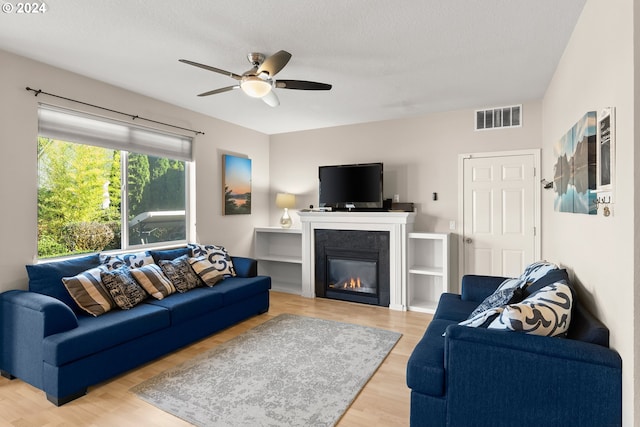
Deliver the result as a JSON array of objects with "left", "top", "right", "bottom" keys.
[
  {"left": 407, "top": 269, "right": 622, "bottom": 427},
  {"left": 0, "top": 246, "right": 271, "bottom": 406}
]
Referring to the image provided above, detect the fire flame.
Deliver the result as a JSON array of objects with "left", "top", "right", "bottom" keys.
[{"left": 343, "top": 277, "right": 361, "bottom": 289}]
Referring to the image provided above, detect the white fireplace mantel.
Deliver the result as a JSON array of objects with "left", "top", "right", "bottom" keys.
[{"left": 298, "top": 211, "right": 416, "bottom": 311}]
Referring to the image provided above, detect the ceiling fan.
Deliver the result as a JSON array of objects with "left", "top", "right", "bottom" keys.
[{"left": 179, "top": 50, "right": 332, "bottom": 107}]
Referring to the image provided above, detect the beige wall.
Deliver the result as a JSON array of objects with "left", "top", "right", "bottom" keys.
[
  {"left": 0, "top": 49, "right": 270, "bottom": 294},
  {"left": 269, "top": 101, "right": 542, "bottom": 289},
  {"left": 269, "top": 102, "right": 542, "bottom": 233},
  {"left": 541, "top": 0, "right": 636, "bottom": 425}
]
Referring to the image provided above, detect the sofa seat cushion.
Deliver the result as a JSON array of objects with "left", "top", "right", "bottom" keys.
[
  {"left": 433, "top": 293, "right": 480, "bottom": 322},
  {"left": 213, "top": 276, "right": 271, "bottom": 306},
  {"left": 406, "top": 319, "right": 455, "bottom": 397},
  {"left": 43, "top": 303, "right": 170, "bottom": 366},
  {"left": 144, "top": 286, "right": 224, "bottom": 325}
]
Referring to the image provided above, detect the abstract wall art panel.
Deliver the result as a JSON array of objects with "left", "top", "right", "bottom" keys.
[{"left": 553, "top": 111, "right": 597, "bottom": 215}]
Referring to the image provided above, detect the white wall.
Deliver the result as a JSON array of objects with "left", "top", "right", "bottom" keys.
[
  {"left": 0, "top": 49, "right": 270, "bottom": 294},
  {"left": 541, "top": 0, "right": 636, "bottom": 425},
  {"left": 269, "top": 102, "right": 542, "bottom": 233}
]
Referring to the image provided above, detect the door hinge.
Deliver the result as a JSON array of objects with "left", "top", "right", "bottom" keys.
[{"left": 533, "top": 227, "right": 537, "bottom": 236}]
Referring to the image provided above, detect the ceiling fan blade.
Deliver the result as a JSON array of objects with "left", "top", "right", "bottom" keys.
[
  {"left": 257, "top": 50, "right": 292, "bottom": 77},
  {"left": 262, "top": 90, "right": 280, "bottom": 107},
  {"left": 276, "top": 80, "right": 332, "bottom": 91},
  {"left": 197, "top": 85, "right": 239, "bottom": 97},
  {"left": 179, "top": 59, "right": 242, "bottom": 81}
]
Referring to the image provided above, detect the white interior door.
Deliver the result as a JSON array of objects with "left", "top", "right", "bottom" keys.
[{"left": 459, "top": 150, "right": 540, "bottom": 279}]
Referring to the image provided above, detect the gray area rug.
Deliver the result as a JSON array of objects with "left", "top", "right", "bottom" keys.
[{"left": 131, "top": 313, "right": 401, "bottom": 427}]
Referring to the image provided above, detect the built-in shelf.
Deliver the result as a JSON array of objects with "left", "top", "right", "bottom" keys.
[
  {"left": 258, "top": 214, "right": 448, "bottom": 313},
  {"left": 254, "top": 227, "right": 302, "bottom": 295},
  {"left": 407, "top": 232, "right": 449, "bottom": 314}
]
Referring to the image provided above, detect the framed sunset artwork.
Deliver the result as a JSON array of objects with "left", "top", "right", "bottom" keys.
[{"left": 222, "top": 154, "right": 252, "bottom": 215}]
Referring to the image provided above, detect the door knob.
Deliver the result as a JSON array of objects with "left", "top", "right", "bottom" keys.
[{"left": 465, "top": 238, "right": 473, "bottom": 244}]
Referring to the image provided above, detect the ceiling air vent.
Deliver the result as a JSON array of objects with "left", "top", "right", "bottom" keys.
[{"left": 475, "top": 104, "right": 522, "bottom": 131}]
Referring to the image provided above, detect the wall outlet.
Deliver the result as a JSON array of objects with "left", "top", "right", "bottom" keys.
[{"left": 449, "top": 221, "right": 456, "bottom": 230}]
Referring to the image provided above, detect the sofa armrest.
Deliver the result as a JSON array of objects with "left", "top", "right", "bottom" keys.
[
  {"left": 231, "top": 256, "right": 258, "bottom": 278},
  {"left": 0, "top": 290, "right": 78, "bottom": 388},
  {"left": 460, "top": 275, "right": 509, "bottom": 302},
  {"left": 444, "top": 324, "right": 622, "bottom": 427}
]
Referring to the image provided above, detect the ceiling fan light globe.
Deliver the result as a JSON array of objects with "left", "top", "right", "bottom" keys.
[{"left": 240, "top": 76, "right": 272, "bottom": 98}]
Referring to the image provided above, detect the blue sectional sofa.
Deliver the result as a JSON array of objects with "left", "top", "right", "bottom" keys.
[
  {"left": 407, "top": 268, "right": 622, "bottom": 427},
  {"left": 0, "top": 246, "right": 271, "bottom": 406}
]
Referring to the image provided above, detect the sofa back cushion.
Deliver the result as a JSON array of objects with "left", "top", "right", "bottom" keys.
[
  {"left": 567, "top": 302, "right": 610, "bottom": 347},
  {"left": 26, "top": 253, "right": 102, "bottom": 314}
]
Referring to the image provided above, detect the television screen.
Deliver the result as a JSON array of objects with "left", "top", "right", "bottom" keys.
[{"left": 319, "top": 163, "right": 383, "bottom": 210}]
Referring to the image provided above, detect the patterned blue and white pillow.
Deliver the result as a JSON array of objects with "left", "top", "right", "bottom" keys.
[
  {"left": 100, "top": 251, "right": 154, "bottom": 270},
  {"left": 520, "top": 261, "right": 559, "bottom": 284},
  {"left": 188, "top": 243, "right": 236, "bottom": 277},
  {"left": 459, "top": 261, "right": 563, "bottom": 331},
  {"left": 487, "top": 281, "right": 572, "bottom": 337}
]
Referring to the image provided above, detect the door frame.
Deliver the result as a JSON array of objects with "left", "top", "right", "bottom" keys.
[{"left": 457, "top": 149, "right": 541, "bottom": 285}]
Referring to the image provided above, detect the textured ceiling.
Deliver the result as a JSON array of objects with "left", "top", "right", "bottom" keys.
[{"left": 0, "top": 0, "right": 586, "bottom": 134}]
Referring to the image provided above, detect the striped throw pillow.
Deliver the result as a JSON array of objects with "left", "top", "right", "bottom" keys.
[
  {"left": 189, "top": 256, "right": 225, "bottom": 287},
  {"left": 130, "top": 264, "right": 176, "bottom": 300},
  {"left": 62, "top": 266, "right": 115, "bottom": 316}
]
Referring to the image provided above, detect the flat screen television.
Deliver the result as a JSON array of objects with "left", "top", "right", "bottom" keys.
[{"left": 318, "top": 162, "right": 384, "bottom": 210}]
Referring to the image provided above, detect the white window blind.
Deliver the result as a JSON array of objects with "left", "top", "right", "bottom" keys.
[{"left": 37, "top": 104, "right": 193, "bottom": 161}]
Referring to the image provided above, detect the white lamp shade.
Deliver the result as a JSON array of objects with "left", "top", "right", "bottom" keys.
[
  {"left": 275, "top": 193, "right": 296, "bottom": 209},
  {"left": 240, "top": 76, "right": 272, "bottom": 98}
]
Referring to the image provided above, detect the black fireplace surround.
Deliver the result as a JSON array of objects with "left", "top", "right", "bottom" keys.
[{"left": 314, "top": 229, "right": 390, "bottom": 306}]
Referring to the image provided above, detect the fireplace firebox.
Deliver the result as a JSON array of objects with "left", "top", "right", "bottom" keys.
[{"left": 315, "top": 229, "right": 390, "bottom": 306}]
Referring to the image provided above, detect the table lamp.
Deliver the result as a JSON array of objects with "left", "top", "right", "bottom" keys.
[{"left": 275, "top": 192, "right": 296, "bottom": 228}]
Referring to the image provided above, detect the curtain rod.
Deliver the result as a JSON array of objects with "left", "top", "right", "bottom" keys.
[{"left": 25, "top": 87, "right": 205, "bottom": 136}]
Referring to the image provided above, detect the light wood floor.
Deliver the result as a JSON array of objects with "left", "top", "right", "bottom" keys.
[{"left": 0, "top": 291, "right": 432, "bottom": 427}]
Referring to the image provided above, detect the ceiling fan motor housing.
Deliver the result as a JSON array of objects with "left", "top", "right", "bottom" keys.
[{"left": 247, "top": 52, "right": 266, "bottom": 68}]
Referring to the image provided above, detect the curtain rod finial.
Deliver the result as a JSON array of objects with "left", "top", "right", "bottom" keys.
[{"left": 25, "top": 87, "right": 43, "bottom": 97}]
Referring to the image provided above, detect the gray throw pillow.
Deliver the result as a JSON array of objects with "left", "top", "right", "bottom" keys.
[
  {"left": 158, "top": 255, "right": 202, "bottom": 293},
  {"left": 101, "top": 266, "right": 148, "bottom": 309}
]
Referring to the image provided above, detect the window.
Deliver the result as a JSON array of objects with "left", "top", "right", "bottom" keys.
[{"left": 37, "top": 105, "right": 192, "bottom": 259}]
